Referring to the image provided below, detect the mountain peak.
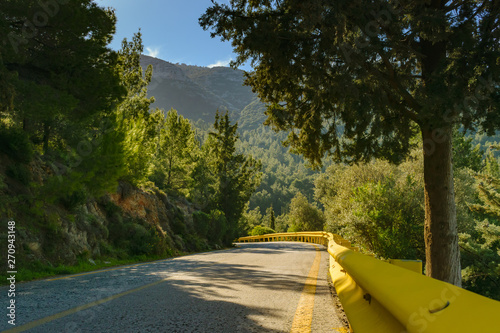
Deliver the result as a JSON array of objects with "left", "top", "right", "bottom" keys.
[{"left": 140, "top": 55, "right": 264, "bottom": 127}]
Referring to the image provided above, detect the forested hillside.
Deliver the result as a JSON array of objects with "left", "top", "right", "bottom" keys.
[
  {"left": 1, "top": 0, "right": 499, "bottom": 302},
  {"left": 139, "top": 55, "right": 330, "bottom": 230},
  {"left": 0, "top": 2, "right": 262, "bottom": 282},
  {"left": 140, "top": 55, "right": 259, "bottom": 124}
]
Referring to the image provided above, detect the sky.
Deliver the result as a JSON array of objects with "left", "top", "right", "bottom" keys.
[{"left": 95, "top": 0, "right": 249, "bottom": 70}]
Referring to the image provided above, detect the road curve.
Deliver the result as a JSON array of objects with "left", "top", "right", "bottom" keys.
[{"left": 1, "top": 242, "right": 345, "bottom": 332}]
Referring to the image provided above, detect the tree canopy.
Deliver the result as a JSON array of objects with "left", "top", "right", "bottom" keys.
[
  {"left": 201, "top": 0, "right": 499, "bottom": 164},
  {"left": 1, "top": 0, "right": 125, "bottom": 151},
  {"left": 201, "top": 0, "right": 500, "bottom": 285},
  {"left": 206, "top": 111, "right": 262, "bottom": 243}
]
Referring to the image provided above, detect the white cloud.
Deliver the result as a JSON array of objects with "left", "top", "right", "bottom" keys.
[
  {"left": 146, "top": 47, "right": 160, "bottom": 58},
  {"left": 208, "top": 58, "right": 232, "bottom": 68}
]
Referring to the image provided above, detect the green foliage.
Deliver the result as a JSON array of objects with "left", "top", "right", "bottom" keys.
[
  {"left": 0, "top": 1, "right": 240, "bottom": 282},
  {"left": 273, "top": 214, "right": 289, "bottom": 233},
  {"left": 201, "top": 111, "right": 262, "bottom": 244},
  {"left": 206, "top": 209, "right": 228, "bottom": 245},
  {"left": 193, "top": 211, "right": 210, "bottom": 238},
  {"left": 1, "top": 0, "right": 124, "bottom": 154},
  {"left": 39, "top": 172, "right": 90, "bottom": 211},
  {"left": 0, "top": 0, "right": 132, "bottom": 218},
  {"left": 484, "top": 149, "right": 500, "bottom": 179},
  {"left": 189, "top": 147, "right": 215, "bottom": 208},
  {"left": 249, "top": 225, "right": 276, "bottom": 236},
  {"left": 460, "top": 164, "right": 500, "bottom": 300},
  {"left": 460, "top": 222, "right": 500, "bottom": 301},
  {"left": 454, "top": 168, "right": 480, "bottom": 236},
  {"left": 170, "top": 212, "right": 188, "bottom": 236},
  {"left": 238, "top": 205, "right": 262, "bottom": 235},
  {"left": 471, "top": 132, "right": 500, "bottom": 159},
  {"left": 201, "top": 1, "right": 500, "bottom": 165},
  {"left": 286, "top": 192, "right": 325, "bottom": 232},
  {"left": 453, "top": 128, "right": 484, "bottom": 172},
  {"left": 202, "top": 0, "right": 500, "bottom": 285},
  {"left": 149, "top": 109, "right": 199, "bottom": 194},
  {"left": 6, "top": 163, "right": 31, "bottom": 186},
  {"left": 350, "top": 177, "right": 425, "bottom": 260},
  {"left": 238, "top": 98, "right": 267, "bottom": 131},
  {"left": 0, "top": 125, "right": 33, "bottom": 163},
  {"left": 116, "top": 32, "right": 157, "bottom": 186},
  {"left": 79, "top": 118, "right": 128, "bottom": 197},
  {"left": 315, "top": 155, "right": 425, "bottom": 259},
  {"left": 239, "top": 126, "right": 324, "bottom": 218},
  {"left": 266, "top": 205, "right": 276, "bottom": 230},
  {"left": 107, "top": 216, "right": 168, "bottom": 257}
]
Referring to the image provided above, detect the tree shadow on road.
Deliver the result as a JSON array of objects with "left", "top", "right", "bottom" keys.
[{"left": 10, "top": 242, "right": 330, "bottom": 333}]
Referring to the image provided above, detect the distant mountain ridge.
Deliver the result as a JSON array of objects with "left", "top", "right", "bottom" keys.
[{"left": 140, "top": 55, "right": 266, "bottom": 129}]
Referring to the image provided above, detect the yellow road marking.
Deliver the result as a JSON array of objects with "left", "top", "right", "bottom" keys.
[
  {"left": 290, "top": 245, "right": 321, "bottom": 333},
  {"left": 45, "top": 258, "right": 176, "bottom": 282},
  {"left": 3, "top": 278, "right": 167, "bottom": 333},
  {"left": 4, "top": 263, "right": 217, "bottom": 333},
  {"left": 46, "top": 264, "right": 141, "bottom": 281},
  {"left": 46, "top": 247, "right": 235, "bottom": 282}
]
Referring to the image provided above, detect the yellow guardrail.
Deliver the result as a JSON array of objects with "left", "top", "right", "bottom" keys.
[{"left": 236, "top": 232, "right": 500, "bottom": 333}]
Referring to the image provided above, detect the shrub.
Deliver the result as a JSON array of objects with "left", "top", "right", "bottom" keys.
[
  {"left": 207, "top": 209, "right": 227, "bottom": 245},
  {"left": 170, "top": 212, "right": 188, "bottom": 236},
  {"left": 316, "top": 157, "right": 425, "bottom": 260},
  {"left": 0, "top": 126, "right": 33, "bottom": 163},
  {"left": 6, "top": 163, "right": 32, "bottom": 185},
  {"left": 249, "top": 225, "right": 276, "bottom": 236},
  {"left": 193, "top": 211, "right": 210, "bottom": 238},
  {"left": 60, "top": 186, "right": 87, "bottom": 210}
]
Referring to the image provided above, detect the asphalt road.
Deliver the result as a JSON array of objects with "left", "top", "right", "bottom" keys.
[{"left": 1, "top": 242, "right": 345, "bottom": 333}]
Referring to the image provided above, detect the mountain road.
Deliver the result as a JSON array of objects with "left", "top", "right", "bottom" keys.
[{"left": 1, "top": 242, "right": 345, "bottom": 333}]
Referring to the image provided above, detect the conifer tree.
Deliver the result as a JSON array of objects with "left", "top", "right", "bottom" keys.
[
  {"left": 1, "top": 0, "right": 124, "bottom": 152},
  {"left": 150, "top": 109, "right": 198, "bottom": 193},
  {"left": 116, "top": 32, "right": 157, "bottom": 186},
  {"left": 207, "top": 111, "right": 262, "bottom": 244},
  {"left": 472, "top": 145, "right": 500, "bottom": 218},
  {"left": 0, "top": 0, "right": 127, "bottom": 204},
  {"left": 201, "top": 0, "right": 500, "bottom": 285},
  {"left": 463, "top": 145, "right": 500, "bottom": 299},
  {"left": 269, "top": 205, "right": 276, "bottom": 231}
]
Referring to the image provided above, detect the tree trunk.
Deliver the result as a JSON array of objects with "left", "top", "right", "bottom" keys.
[{"left": 422, "top": 126, "right": 461, "bottom": 286}]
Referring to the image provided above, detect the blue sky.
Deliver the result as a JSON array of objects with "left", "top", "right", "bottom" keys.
[{"left": 95, "top": 0, "right": 248, "bottom": 69}]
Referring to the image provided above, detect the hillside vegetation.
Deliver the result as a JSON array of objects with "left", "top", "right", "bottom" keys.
[
  {"left": 1, "top": 1, "right": 499, "bottom": 301},
  {"left": 0, "top": 11, "right": 261, "bottom": 281}
]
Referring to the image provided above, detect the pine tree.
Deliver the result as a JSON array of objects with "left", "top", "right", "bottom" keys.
[
  {"left": 453, "top": 128, "right": 484, "bottom": 172},
  {"left": 463, "top": 145, "right": 500, "bottom": 300},
  {"left": 269, "top": 205, "right": 276, "bottom": 231},
  {"left": 264, "top": 205, "right": 276, "bottom": 230},
  {"left": 0, "top": 0, "right": 127, "bottom": 205},
  {"left": 1, "top": 0, "right": 124, "bottom": 152},
  {"left": 207, "top": 111, "right": 262, "bottom": 244},
  {"left": 484, "top": 147, "right": 500, "bottom": 179},
  {"left": 150, "top": 109, "right": 199, "bottom": 193},
  {"left": 116, "top": 32, "right": 157, "bottom": 186},
  {"left": 471, "top": 146, "right": 500, "bottom": 219},
  {"left": 201, "top": 0, "right": 500, "bottom": 285}
]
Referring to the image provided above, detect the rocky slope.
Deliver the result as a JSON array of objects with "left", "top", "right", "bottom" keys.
[
  {"left": 0, "top": 153, "right": 205, "bottom": 270},
  {"left": 140, "top": 55, "right": 265, "bottom": 128}
]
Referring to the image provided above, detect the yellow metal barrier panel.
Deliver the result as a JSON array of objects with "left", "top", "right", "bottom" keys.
[{"left": 236, "top": 232, "right": 500, "bottom": 333}]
